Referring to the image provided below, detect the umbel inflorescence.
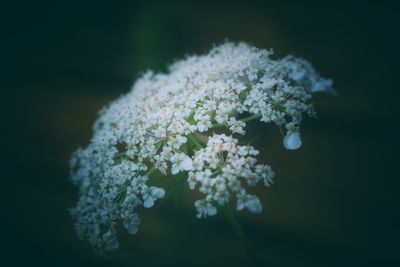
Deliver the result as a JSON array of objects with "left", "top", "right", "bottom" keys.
[{"left": 69, "top": 42, "right": 333, "bottom": 253}]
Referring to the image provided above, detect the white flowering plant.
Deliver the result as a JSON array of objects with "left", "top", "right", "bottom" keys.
[{"left": 69, "top": 42, "right": 333, "bottom": 254}]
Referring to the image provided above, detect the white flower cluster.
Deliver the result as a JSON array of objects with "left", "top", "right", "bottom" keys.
[
  {"left": 69, "top": 42, "right": 333, "bottom": 253},
  {"left": 189, "top": 134, "right": 274, "bottom": 218}
]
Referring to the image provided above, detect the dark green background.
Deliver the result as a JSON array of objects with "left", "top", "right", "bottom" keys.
[{"left": 2, "top": 1, "right": 399, "bottom": 266}]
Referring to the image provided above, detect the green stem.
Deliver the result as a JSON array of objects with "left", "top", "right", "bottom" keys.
[
  {"left": 241, "top": 113, "right": 262, "bottom": 122},
  {"left": 212, "top": 113, "right": 262, "bottom": 128},
  {"left": 146, "top": 166, "right": 156, "bottom": 177},
  {"left": 222, "top": 206, "right": 262, "bottom": 266},
  {"left": 187, "top": 134, "right": 203, "bottom": 150},
  {"left": 211, "top": 122, "right": 227, "bottom": 128},
  {"left": 193, "top": 133, "right": 208, "bottom": 145},
  {"left": 173, "top": 173, "right": 186, "bottom": 211}
]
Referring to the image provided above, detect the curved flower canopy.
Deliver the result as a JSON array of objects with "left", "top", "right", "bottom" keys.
[{"left": 69, "top": 42, "right": 333, "bottom": 253}]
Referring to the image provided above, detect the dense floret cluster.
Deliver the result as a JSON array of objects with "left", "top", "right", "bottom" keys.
[
  {"left": 189, "top": 134, "right": 274, "bottom": 218},
  {"left": 69, "top": 42, "right": 333, "bottom": 253}
]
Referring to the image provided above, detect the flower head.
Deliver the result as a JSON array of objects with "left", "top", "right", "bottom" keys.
[{"left": 69, "top": 42, "right": 333, "bottom": 253}]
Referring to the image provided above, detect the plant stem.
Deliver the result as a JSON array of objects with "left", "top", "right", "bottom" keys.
[
  {"left": 187, "top": 134, "right": 203, "bottom": 150},
  {"left": 146, "top": 166, "right": 156, "bottom": 177},
  {"left": 193, "top": 133, "right": 208, "bottom": 145},
  {"left": 241, "top": 113, "right": 261, "bottom": 122},
  {"left": 222, "top": 206, "right": 262, "bottom": 266},
  {"left": 173, "top": 173, "right": 186, "bottom": 211}
]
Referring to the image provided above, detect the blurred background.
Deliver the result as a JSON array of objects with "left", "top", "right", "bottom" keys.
[{"left": 2, "top": 1, "right": 399, "bottom": 266}]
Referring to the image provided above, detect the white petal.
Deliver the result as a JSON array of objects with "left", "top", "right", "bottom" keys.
[
  {"left": 171, "top": 164, "right": 179, "bottom": 175},
  {"left": 236, "top": 199, "right": 245, "bottom": 211},
  {"left": 196, "top": 123, "right": 203, "bottom": 132},
  {"left": 180, "top": 156, "right": 193, "bottom": 171},
  {"left": 188, "top": 180, "right": 196, "bottom": 190},
  {"left": 206, "top": 203, "right": 217, "bottom": 216},
  {"left": 283, "top": 132, "right": 302, "bottom": 150},
  {"left": 178, "top": 135, "right": 187, "bottom": 143},
  {"left": 125, "top": 224, "right": 138, "bottom": 234},
  {"left": 245, "top": 195, "right": 262, "bottom": 213},
  {"left": 143, "top": 197, "right": 155, "bottom": 208},
  {"left": 311, "top": 78, "right": 333, "bottom": 93},
  {"left": 159, "top": 167, "right": 167, "bottom": 175},
  {"left": 151, "top": 187, "right": 165, "bottom": 199},
  {"left": 291, "top": 69, "right": 305, "bottom": 81},
  {"left": 130, "top": 213, "right": 140, "bottom": 225}
]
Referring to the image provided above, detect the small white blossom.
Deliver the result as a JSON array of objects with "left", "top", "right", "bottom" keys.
[
  {"left": 142, "top": 186, "right": 165, "bottom": 208},
  {"left": 195, "top": 200, "right": 217, "bottom": 218},
  {"left": 245, "top": 195, "right": 263, "bottom": 213},
  {"left": 237, "top": 194, "right": 263, "bottom": 213},
  {"left": 227, "top": 117, "right": 246, "bottom": 135},
  {"left": 123, "top": 213, "right": 140, "bottom": 234},
  {"left": 170, "top": 153, "right": 194, "bottom": 175},
  {"left": 283, "top": 131, "right": 302, "bottom": 150}
]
